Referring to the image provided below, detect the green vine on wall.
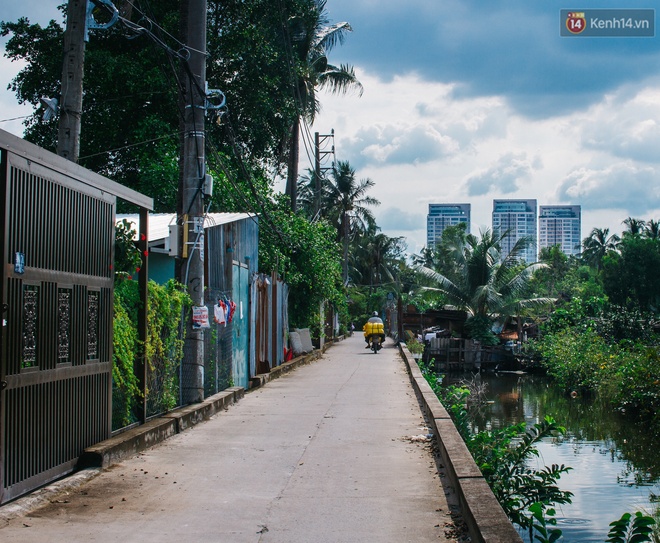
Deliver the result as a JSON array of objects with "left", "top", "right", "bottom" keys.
[{"left": 112, "top": 279, "right": 191, "bottom": 430}]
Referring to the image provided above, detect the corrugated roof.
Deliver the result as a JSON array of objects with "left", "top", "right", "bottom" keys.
[{"left": 116, "top": 212, "right": 255, "bottom": 242}]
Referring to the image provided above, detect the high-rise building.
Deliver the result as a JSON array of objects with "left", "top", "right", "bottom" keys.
[
  {"left": 492, "top": 199, "right": 537, "bottom": 263},
  {"left": 426, "top": 204, "right": 471, "bottom": 247},
  {"left": 538, "top": 205, "right": 581, "bottom": 256}
]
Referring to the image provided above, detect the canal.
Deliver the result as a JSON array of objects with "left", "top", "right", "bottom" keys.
[{"left": 442, "top": 372, "right": 659, "bottom": 542}]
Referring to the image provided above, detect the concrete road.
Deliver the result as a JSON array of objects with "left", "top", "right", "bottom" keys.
[{"left": 0, "top": 335, "right": 463, "bottom": 542}]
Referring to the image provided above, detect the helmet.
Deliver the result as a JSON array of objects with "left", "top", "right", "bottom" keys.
[{"left": 373, "top": 311, "right": 378, "bottom": 316}]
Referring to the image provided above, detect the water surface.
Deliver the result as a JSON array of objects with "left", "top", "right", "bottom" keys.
[{"left": 442, "top": 372, "right": 659, "bottom": 542}]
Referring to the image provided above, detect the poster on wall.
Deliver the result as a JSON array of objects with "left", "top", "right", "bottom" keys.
[{"left": 192, "top": 306, "right": 211, "bottom": 329}]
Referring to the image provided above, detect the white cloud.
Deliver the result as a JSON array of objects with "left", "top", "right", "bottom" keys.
[
  {"left": 357, "top": 123, "right": 459, "bottom": 166},
  {"left": 557, "top": 163, "right": 660, "bottom": 214},
  {"left": 463, "top": 152, "right": 540, "bottom": 197},
  {"left": 312, "top": 69, "right": 660, "bottom": 253},
  {"left": 581, "top": 84, "right": 660, "bottom": 163},
  {"left": 0, "top": 56, "right": 30, "bottom": 137}
]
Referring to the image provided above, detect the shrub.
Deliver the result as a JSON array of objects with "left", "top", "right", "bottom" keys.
[
  {"left": 112, "top": 291, "right": 140, "bottom": 430},
  {"left": 607, "top": 345, "right": 660, "bottom": 421},
  {"left": 112, "top": 279, "right": 191, "bottom": 427},
  {"left": 533, "top": 328, "right": 613, "bottom": 394}
]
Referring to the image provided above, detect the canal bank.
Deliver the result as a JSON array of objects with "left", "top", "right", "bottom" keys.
[
  {"left": 443, "top": 371, "right": 660, "bottom": 542},
  {"left": 399, "top": 343, "right": 523, "bottom": 543}
]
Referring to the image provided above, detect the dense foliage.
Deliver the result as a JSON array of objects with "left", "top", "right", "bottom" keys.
[
  {"left": 259, "top": 196, "right": 346, "bottom": 330},
  {"left": 113, "top": 279, "right": 191, "bottom": 429},
  {"left": 416, "top": 227, "right": 555, "bottom": 344},
  {"left": 2, "top": 0, "right": 364, "bottom": 331},
  {"left": 523, "top": 217, "right": 660, "bottom": 433}
]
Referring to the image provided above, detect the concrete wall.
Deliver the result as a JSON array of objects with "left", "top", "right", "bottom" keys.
[{"left": 399, "top": 345, "right": 524, "bottom": 543}]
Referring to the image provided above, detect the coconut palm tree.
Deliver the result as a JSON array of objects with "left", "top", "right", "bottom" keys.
[
  {"left": 416, "top": 229, "right": 554, "bottom": 344},
  {"left": 352, "top": 226, "right": 405, "bottom": 291},
  {"left": 622, "top": 217, "right": 646, "bottom": 237},
  {"left": 323, "top": 160, "right": 379, "bottom": 284},
  {"left": 582, "top": 227, "right": 620, "bottom": 271},
  {"left": 283, "top": 0, "right": 363, "bottom": 211},
  {"left": 644, "top": 219, "right": 660, "bottom": 240}
]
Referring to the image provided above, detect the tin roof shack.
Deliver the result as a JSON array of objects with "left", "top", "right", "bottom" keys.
[
  {"left": 116, "top": 213, "right": 287, "bottom": 394},
  {"left": 401, "top": 307, "right": 467, "bottom": 339},
  {"left": 117, "top": 212, "right": 257, "bottom": 285}
]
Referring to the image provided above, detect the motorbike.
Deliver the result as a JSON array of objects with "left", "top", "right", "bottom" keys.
[{"left": 369, "top": 334, "right": 382, "bottom": 354}]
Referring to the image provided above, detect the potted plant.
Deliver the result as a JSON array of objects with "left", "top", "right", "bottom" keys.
[{"left": 406, "top": 338, "right": 425, "bottom": 360}]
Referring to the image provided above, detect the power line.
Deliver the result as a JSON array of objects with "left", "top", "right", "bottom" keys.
[
  {"left": 78, "top": 131, "right": 181, "bottom": 159},
  {"left": 0, "top": 115, "right": 30, "bottom": 123}
]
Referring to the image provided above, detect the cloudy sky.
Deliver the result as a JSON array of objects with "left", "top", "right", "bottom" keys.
[{"left": 3, "top": 2, "right": 660, "bottom": 254}]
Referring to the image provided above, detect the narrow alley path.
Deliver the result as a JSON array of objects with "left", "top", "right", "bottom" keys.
[{"left": 1, "top": 335, "right": 463, "bottom": 542}]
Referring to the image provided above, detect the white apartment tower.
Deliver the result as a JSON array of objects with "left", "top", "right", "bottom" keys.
[
  {"left": 492, "top": 199, "right": 537, "bottom": 264},
  {"left": 538, "top": 205, "right": 581, "bottom": 256},
  {"left": 426, "top": 204, "right": 471, "bottom": 247}
]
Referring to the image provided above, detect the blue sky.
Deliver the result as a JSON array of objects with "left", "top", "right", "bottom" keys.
[{"left": 3, "top": 2, "right": 660, "bottom": 253}]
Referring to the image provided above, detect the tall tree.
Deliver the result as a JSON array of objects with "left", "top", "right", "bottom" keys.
[
  {"left": 351, "top": 225, "right": 405, "bottom": 291},
  {"left": 2, "top": 2, "right": 185, "bottom": 210},
  {"left": 1, "top": 1, "right": 309, "bottom": 208},
  {"left": 412, "top": 223, "right": 469, "bottom": 287},
  {"left": 417, "top": 229, "right": 554, "bottom": 343},
  {"left": 644, "top": 219, "right": 660, "bottom": 240},
  {"left": 622, "top": 216, "right": 646, "bottom": 238},
  {"left": 533, "top": 245, "right": 572, "bottom": 297},
  {"left": 602, "top": 235, "right": 660, "bottom": 312},
  {"left": 323, "top": 160, "right": 379, "bottom": 284},
  {"left": 283, "top": 0, "right": 362, "bottom": 210},
  {"left": 582, "top": 227, "right": 620, "bottom": 271}
]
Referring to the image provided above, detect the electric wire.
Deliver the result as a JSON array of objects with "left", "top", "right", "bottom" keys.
[
  {"left": 205, "top": 132, "right": 296, "bottom": 252},
  {"left": 78, "top": 131, "right": 181, "bottom": 159},
  {"left": 121, "top": 0, "right": 209, "bottom": 57},
  {"left": 0, "top": 115, "right": 31, "bottom": 123}
]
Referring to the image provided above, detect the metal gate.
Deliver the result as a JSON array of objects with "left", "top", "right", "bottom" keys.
[{"left": 0, "top": 131, "right": 152, "bottom": 504}]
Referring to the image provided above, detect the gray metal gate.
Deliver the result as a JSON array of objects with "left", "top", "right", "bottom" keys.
[{"left": 0, "top": 130, "right": 152, "bottom": 504}]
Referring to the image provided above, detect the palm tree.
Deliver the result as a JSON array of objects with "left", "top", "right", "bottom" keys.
[
  {"left": 283, "top": 0, "right": 363, "bottom": 210},
  {"left": 582, "top": 227, "right": 620, "bottom": 271},
  {"left": 417, "top": 229, "right": 554, "bottom": 344},
  {"left": 413, "top": 223, "right": 469, "bottom": 287},
  {"left": 323, "top": 160, "right": 379, "bottom": 284},
  {"left": 352, "top": 226, "right": 405, "bottom": 291},
  {"left": 296, "top": 168, "right": 319, "bottom": 219},
  {"left": 644, "top": 219, "right": 660, "bottom": 240},
  {"left": 622, "top": 217, "right": 646, "bottom": 237}
]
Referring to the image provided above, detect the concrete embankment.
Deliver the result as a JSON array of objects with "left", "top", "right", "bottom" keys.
[{"left": 400, "top": 344, "right": 523, "bottom": 543}]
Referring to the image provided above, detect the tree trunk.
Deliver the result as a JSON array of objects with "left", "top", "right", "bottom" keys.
[
  {"left": 342, "top": 211, "right": 349, "bottom": 284},
  {"left": 286, "top": 117, "right": 300, "bottom": 212}
]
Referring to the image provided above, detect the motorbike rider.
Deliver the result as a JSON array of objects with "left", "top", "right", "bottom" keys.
[{"left": 363, "top": 311, "right": 385, "bottom": 348}]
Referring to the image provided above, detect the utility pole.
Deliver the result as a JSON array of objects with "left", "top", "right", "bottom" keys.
[
  {"left": 314, "top": 130, "right": 335, "bottom": 216},
  {"left": 178, "top": 0, "right": 207, "bottom": 404},
  {"left": 57, "top": 0, "right": 87, "bottom": 162}
]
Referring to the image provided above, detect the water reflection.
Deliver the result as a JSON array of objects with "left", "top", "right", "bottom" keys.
[{"left": 442, "top": 372, "right": 660, "bottom": 542}]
